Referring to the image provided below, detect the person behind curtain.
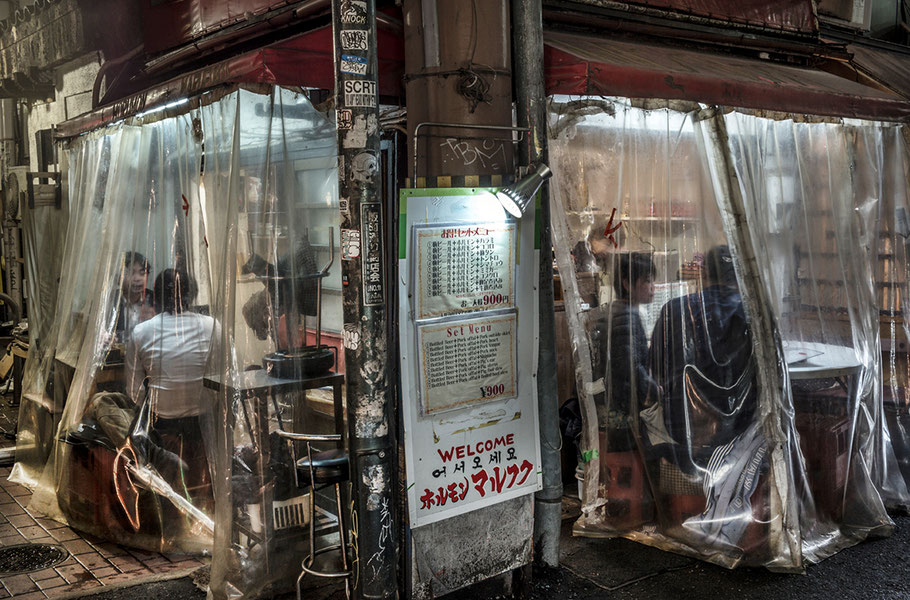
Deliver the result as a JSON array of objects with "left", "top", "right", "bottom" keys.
[
  {"left": 125, "top": 268, "right": 216, "bottom": 518},
  {"left": 115, "top": 251, "right": 155, "bottom": 342},
  {"left": 593, "top": 252, "right": 661, "bottom": 452},
  {"left": 650, "top": 244, "right": 756, "bottom": 471}
]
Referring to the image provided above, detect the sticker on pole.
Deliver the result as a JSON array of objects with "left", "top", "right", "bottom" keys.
[
  {"left": 341, "top": 30, "right": 369, "bottom": 51},
  {"left": 342, "top": 228, "right": 361, "bottom": 260},
  {"left": 340, "top": 54, "right": 368, "bottom": 76},
  {"left": 361, "top": 202, "right": 384, "bottom": 306},
  {"left": 344, "top": 80, "right": 376, "bottom": 108},
  {"left": 337, "top": 109, "right": 353, "bottom": 130},
  {"left": 339, "top": 0, "right": 367, "bottom": 25}
]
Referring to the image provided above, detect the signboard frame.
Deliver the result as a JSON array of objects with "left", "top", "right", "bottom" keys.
[{"left": 398, "top": 188, "right": 542, "bottom": 528}]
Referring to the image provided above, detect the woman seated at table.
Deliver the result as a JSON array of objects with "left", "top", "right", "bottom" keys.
[{"left": 125, "top": 268, "right": 217, "bottom": 514}]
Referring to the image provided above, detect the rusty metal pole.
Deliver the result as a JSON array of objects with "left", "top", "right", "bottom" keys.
[
  {"left": 512, "top": 0, "right": 562, "bottom": 568},
  {"left": 331, "top": 1, "right": 398, "bottom": 598}
]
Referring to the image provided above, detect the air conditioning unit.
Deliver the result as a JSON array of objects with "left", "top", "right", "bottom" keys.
[
  {"left": 817, "top": 0, "right": 872, "bottom": 30},
  {"left": 1, "top": 166, "right": 28, "bottom": 222}
]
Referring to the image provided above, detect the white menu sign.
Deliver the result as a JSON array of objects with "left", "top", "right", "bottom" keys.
[
  {"left": 417, "top": 312, "right": 517, "bottom": 414},
  {"left": 414, "top": 222, "right": 516, "bottom": 320},
  {"left": 399, "top": 188, "right": 541, "bottom": 528}
]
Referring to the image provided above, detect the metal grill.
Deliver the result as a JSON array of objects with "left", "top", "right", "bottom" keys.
[{"left": 0, "top": 544, "right": 69, "bottom": 575}]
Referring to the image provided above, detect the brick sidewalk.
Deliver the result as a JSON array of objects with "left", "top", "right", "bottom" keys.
[{"left": 0, "top": 467, "right": 206, "bottom": 599}]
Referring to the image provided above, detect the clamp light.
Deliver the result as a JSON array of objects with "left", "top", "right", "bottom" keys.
[{"left": 494, "top": 163, "right": 552, "bottom": 218}]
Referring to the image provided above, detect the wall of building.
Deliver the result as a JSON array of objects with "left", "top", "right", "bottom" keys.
[{"left": 24, "top": 50, "right": 99, "bottom": 170}]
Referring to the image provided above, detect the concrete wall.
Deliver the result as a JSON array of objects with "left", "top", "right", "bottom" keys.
[{"left": 24, "top": 50, "right": 99, "bottom": 170}]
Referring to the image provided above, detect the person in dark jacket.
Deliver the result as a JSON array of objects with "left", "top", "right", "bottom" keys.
[
  {"left": 593, "top": 252, "right": 661, "bottom": 452},
  {"left": 650, "top": 245, "right": 756, "bottom": 472}
]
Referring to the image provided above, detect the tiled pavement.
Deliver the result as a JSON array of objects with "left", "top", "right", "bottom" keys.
[{"left": 0, "top": 466, "right": 206, "bottom": 599}]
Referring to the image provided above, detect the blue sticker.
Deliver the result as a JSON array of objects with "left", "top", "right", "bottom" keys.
[{"left": 340, "top": 54, "right": 368, "bottom": 76}]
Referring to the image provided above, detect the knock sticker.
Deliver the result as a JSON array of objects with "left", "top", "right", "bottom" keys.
[{"left": 339, "top": 0, "right": 367, "bottom": 25}]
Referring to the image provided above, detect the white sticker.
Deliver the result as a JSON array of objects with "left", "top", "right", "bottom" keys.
[
  {"left": 342, "top": 228, "right": 361, "bottom": 260},
  {"left": 339, "top": 197, "right": 349, "bottom": 214},
  {"left": 344, "top": 80, "right": 376, "bottom": 108},
  {"left": 340, "top": 54, "right": 368, "bottom": 76},
  {"left": 340, "top": 0, "right": 367, "bottom": 24},
  {"left": 343, "top": 114, "right": 369, "bottom": 148},
  {"left": 337, "top": 108, "right": 353, "bottom": 130},
  {"left": 343, "top": 323, "right": 361, "bottom": 350},
  {"left": 341, "top": 30, "right": 369, "bottom": 51},
  {"left": 343, "top": 128, "right": 367, "bottom": 148},
  {"left": 351, "top": 151, "right": 379, "bottom": 183}
]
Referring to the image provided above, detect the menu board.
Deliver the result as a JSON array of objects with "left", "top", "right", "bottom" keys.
[
  {"left": 417, "top": 312, "right": 517, "bottom": 414},
  {"left": 414, "top": 223, "right": 516, "bottom": 319},
  {"left": 398, "top": 188, "right": 542, "bottom": 528}
]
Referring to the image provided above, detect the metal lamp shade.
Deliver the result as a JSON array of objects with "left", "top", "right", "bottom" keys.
[{"left": 495, "top": 163, "right": 552, "bottom": 218}]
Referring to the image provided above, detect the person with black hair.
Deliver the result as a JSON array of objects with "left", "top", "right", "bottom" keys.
[
  {"left": 125, "top": 268, "right": 214, "bottom": 418},
  {"left": 650, "top": 244, "right": 756, "bottom": 470},
  {"left": 592, "top": 252, "right": 661, "bottom": 452},
  {"left": 124, "top": 268, "right": 217, "bottom": 523},
  {"left": 115, "top": 251, "right": 155, "bottom": 341}
]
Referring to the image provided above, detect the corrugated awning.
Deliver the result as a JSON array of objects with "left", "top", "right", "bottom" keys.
[
  {"left": 58, "top": 25, "right": 404, "bottom": 137},
  {"left": 845, "top": 43, "right": 910, "bottom": 101},
  {"left": 544, "top": 31, "right": 910, "bottom": 121}
]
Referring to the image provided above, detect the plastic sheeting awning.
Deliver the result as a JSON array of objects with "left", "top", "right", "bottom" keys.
[
  {"left": 847, "top": 43, "right": 910, "bottom": 102},
  {"left": 58, "top": 25, "right": 404, "bottom": 137},
  {"left": 544, "top": 31, "right": 910, "bottom": 121}
]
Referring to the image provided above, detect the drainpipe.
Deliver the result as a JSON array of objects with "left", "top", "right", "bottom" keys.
[
  {"left": 512, "top": 0, "right": 561, "bottom": 567},
  {"left": 0, "top": 98, "right": 15, "bottom": 178},
  {"left": 0, "top": 98, "right": 23, "bottom": 320},
  {"left": 332, "top": 1, "right": 398, "bottom": 598}
]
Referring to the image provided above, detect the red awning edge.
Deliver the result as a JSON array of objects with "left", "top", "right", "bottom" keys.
[
  {"left": 58, "top": 25, "right": 404, "bottom": 138},
  {"left": 544, "top": 32, "right": 910, "bottom": 122}
]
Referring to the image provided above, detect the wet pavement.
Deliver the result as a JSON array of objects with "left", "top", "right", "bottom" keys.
[
  {"left": 0, "top": 465, "right": 205, "bottom": 598},
  {"left": 2, "top": 374, "right": 909, "bottom": 600},
  {"left": 3, "top": 483, "right": 910, "bottom": 598}
]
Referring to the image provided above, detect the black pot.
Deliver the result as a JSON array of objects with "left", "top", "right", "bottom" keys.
[{"left": 263, "top": 346, "right": 336, "bottom": 379}]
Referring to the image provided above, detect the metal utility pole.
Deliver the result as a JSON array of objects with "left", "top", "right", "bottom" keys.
[
  {"left": 332, "top": 0, "right": 397, "bottom": 597},
  {"left": 512, "top": 0, "right": 561, "bottom": 568}
]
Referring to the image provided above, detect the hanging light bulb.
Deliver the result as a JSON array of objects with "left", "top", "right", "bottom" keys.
[{"left": 494, "top": 163, "right": 552, "bottom": 218}]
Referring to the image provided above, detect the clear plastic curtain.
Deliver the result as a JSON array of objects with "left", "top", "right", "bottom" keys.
[
  {"left": 11, "top": 86, "right": 341, "bottom": 597},
  {"left": 10, "top": 86, "right": 340, "bottom": 598},
  {"left": 548, "top": 96, "right": 910, "bottom": 570},
  {"left": 16, "top": 111, "right": 213, "bottom": 554},
  {"left": 11, "top": 158, "right": 71, "bottom": 489},
  {"left": 548, "top": 97, "right": 780, "bottom": 568},
  {"left": 720, "top": 114, "right": 910, "bottom": 556},
  {"left": 880, "top": 128, "right": 910, "bottom": 513},
  {"left": 199, "top": 87, "right": 340, "bottom": 600}
]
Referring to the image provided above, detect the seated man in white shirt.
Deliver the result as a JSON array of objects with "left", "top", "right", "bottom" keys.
[{"left": 125, "top": 268, "right": 217, "bottom": 513}]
